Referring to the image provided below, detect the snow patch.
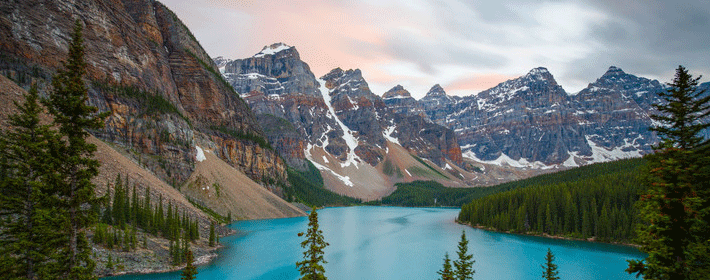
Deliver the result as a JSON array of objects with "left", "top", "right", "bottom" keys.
[
  {"left": 462, "top": 151, "right": 553, "bottom": 170},
  {"left": 383, "top": 125, "right": 401, "bottom": 145},
  {"left": 562, "top": 152, "right": 579, "bottom": 167},
  {"left": 254, "top": 43, "right": 291, "bottom": 58},
  {"left": 318, "top": 79, "right": 361, "bottom": 168},
  {"left": 404, "top": 169, "right": 412, "bottom": 176},
  {"left": 585, "top": 135, "right": 642, "bottom": 163},
  {"left": 195, "top": 146, "right": 206, "bottom": 162},
  {"left": 304, "top": 144, "right": 354, "bottom": 187}
]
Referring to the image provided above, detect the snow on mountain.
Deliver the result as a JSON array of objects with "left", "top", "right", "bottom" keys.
[
  {"left": 317, "top": 78, "right": 362, "bottom": 169},
  {"left": 254, "top": 42, "right": 293, "bottom": 58}
]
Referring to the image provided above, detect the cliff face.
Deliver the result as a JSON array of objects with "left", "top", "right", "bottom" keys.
[
  {"left": 221, "top": 45, "right": 463, "bottom": 169},
  {"left": 420, "top": 66, "right": 681, "bottom": 168},
  {"left": 0, "top": 0, "right": 286, "bottom": 184}
]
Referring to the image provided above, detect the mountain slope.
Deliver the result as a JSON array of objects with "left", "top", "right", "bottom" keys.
[
  {"left": 218, "top": 46, "right": 466, "bottom": 200},
  {"left": 0, "top": 0, "right": 302, "bottom": 226}
]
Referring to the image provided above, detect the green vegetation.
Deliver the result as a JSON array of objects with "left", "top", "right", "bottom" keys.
[
  {"left": 286, "top": 160, "right": 361, "bottom": 207},
  {"left": 458, "top": 158, "right": 644, "bottom": 243},
  {"left": 382, "top": 159, "right": 403, "bottom": 178},
  {"left": 412, "top": 155, "right": 448, "bottom": 179},
  {"left": 186, "top": 197, "right": 229, "bottom": 224},
  {"left": 453, "top": 231, "right": 475, "bottom": 280},
  {"left": 296, "top": 208, "right": 329, "bottom": 280},
  {"left": 382, "top": 158, "right": 645, "bottom": 207},
  {"left": 181, "top": 250, "right": 198, "bottom": 280},
  {"left": 627, "top": 66, "right": 710, "bottom": 279},
  {"left": 92, "top": 81, "right": 191, "bottom": 126},
  {"left": 437, "top": 253, "right": 454, "bottom": 280},
  {"left": 210, "top": 125, "right": 273, "bottom": 151},
  {"left": 438, "top": 231, "right": 475, "bottom": 280},
  {"left": 542, "top": 248, "right": 560, "bottom": 280}
]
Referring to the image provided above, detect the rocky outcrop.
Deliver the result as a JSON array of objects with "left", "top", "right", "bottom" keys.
[
  {"left": 221, "top": 46, "right": 464, "bottom": 169},
  {"left": 382, "top": 85, "right": 427, "bottom": 118},
  {"left": 0, "top": 0, "right": 286, "bottom": 193},
  {"left": 420, "top": 66, "right": 681, "bottom": 167},
  {"left": 221, "top": 44, "right": 338, "bottom": 169}
]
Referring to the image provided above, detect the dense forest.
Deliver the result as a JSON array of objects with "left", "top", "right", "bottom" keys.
[
  {"left": 285, "top": 160, "right": 361, "bottom": 207},
  {"left": 457, "top": 158, "right": 646, "bottom": 243},
  {"left": 380, "top": 158, "right": 645, "bottom": 207}
]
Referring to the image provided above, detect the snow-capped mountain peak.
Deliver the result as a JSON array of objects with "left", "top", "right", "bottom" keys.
[{"left": 254, "top": 42, "right": 293, "bottom": 58}]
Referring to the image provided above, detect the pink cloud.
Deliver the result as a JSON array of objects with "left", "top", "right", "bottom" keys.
[{"left": 445, "top": 74, "right": 515, "bottom": 93}]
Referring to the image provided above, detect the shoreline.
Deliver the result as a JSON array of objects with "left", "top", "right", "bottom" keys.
[{"left": 458, "top": 221, "right": 641, "bottom": 248}]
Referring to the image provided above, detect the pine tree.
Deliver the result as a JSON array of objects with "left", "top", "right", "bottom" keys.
[
  {"left": 181, "top": 250, "right": 198, "bottom": 280},
  {"left": 209, "top": 221, "right": 216, "bottom": 247},
  {"left": 542, "top": 248, "right": 560, "bottom": 280},
  {"left": 296, "top": 207, "right": 329, "bottom": 280},
  {"left": 43, "top": 19, "right": 108, "bottom": 280},
  {"left": 628, "top": 66, "right": 710, "bottom": 280},
  {"left": 453, "top": 230, "right": 474, "bottom": 280},
  {"left": 0, "top": 84, "right": 65, "bottom": 279},
  {"left": 438, "top": 252, "right": 455, "bottom": 280}
]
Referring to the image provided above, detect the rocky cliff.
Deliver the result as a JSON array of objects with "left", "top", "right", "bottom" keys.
[
  {"left": 218, "top": 46, "right": 466, "bottom": 199},
  {"left": 420, "top": 66, "right": 683, "bottom": 169},
  {"left": 0, "top": 0, "right": 286, "bottom": 186}
]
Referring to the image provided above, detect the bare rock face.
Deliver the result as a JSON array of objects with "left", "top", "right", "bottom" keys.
[
  {"left": 419, "top": 66, "right": 688, "bottom": 167},
  {"left": 320, "top": 68, "right": 462, "bottom": 166},
  {"left": 0, "top": 0, "right": 286, "bottom": 185},
  {"left": 382, "top": 85, "right": 427, "bottom": 118},
  {"left": 571, "top": 66, "right": 662, "bottom": 157},
  {"left": 220, "top": 44, "right": 339, "bottom": 170},
  {"left": 220, "top": 49, "right": 463, "bottom": 169}
]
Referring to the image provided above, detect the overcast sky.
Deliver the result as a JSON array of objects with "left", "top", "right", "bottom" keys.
[{"left": 160, "top": 0, "right": 710, "bottom": 98}]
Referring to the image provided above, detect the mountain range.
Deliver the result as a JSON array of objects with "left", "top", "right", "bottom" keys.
[
  {"left": 216, "top": 43, "right": 709, "bottom": 197},
  {"left": 2, "top": 0, "right": 708, "bottom": 210}
]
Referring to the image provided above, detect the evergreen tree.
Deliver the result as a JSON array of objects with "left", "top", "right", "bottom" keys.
[
  {"left": 453, "top": 231, "right": 474, "bottom": 280},
  {"left": 542, "top": 248, "right": 560, "bottom": 280},
  {"left": 296, "top": 207, "right": 329, "bottom": 280},
  {"left": 0, "top": 84, "right": 64, "bottom": 279},
  {"left": 437, "top": 252, "right": 455, "bottom": 280},
  {"left": 43, "top": 20, "right": 108, "bottom": 279},
  {"left": 181, "top": 250, "right": 198, "bottom": 280},
  {"left": 209, "top": 221, "right": 216, "bottom": 247},
  {"left": 628, "top": 66, "right": 710, "bottom": 280}
]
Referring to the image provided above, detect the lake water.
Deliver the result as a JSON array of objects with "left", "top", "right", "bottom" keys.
[{"left": 106, "top": 206, "right": 644, "bottom": 280}]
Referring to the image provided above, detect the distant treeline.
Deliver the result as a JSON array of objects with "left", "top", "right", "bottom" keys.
[
  {"left": 285, "top": 160, "right": 361, "bottom": 207},
  {"left": 458, "top": 158, "right": 645, "bottom": 243},
  {"left": 379, "top": 158, "right": 646, "bottom": 208}
]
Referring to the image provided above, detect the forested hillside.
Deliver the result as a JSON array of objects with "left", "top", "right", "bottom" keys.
[
  {"left": 457, "top": 158, "right": 645, "bottom": 243},
  {"left": 380, "top": 158, "right": 645, "bottom": 207}
]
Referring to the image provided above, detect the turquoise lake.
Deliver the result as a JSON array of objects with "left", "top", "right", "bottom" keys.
[{"left": 106, "top": 206, "right": 645, "bottom": 279}]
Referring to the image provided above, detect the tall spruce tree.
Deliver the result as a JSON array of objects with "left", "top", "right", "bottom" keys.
[
  {"left": 0, "top": 84, "right": 65, "bottom": 279},
  {"left": 542, "top": 248, "right": 560, "bottom": 280},
  {"left": 296, "top": 207, "right": 329, "bottom": 280},
  {"left": 181, "top": 250, "right": 198, "bottom": 280},
  {"left": 438, "top": 252, "right": 455, "bottom": 280},
  {"left": 43, "top": 20, "right": 107, "bottom": 280},
  {"left": 627, "top": 65, "right": 710, "bottom": 279},
  {"left": 453, "top": 231, "right": 474, "bottom": 280},
  {"left": 208, "top": 221, "right": 216, "bottom": 247}
]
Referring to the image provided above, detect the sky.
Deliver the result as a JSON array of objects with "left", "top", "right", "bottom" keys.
[{"left": 160, "top": 0, "right": 710, "bottom": 99}]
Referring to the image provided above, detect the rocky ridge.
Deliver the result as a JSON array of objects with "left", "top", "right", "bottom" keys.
[
  {"left": 419, "top": 66, "right": 704, "bottom": 169},
  {"left": 1, "top": 0, "right": 288, "bottom": 188},
  {"left": 218, "top": 46, "right": 466, "bottom": 199}
]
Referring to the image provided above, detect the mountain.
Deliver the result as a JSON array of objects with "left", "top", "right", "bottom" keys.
[
  {"left": 420, "top": 66, "right": 675, "bottom": 170},
  {"left": 0, "top": 0, "right": 303, "bottom": 219},
  {"left": 382, "top": 85, "right": 427, "bottom": 118},
  {"left": 218, "top": 47, "right": 466, "bottom": 200}
]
